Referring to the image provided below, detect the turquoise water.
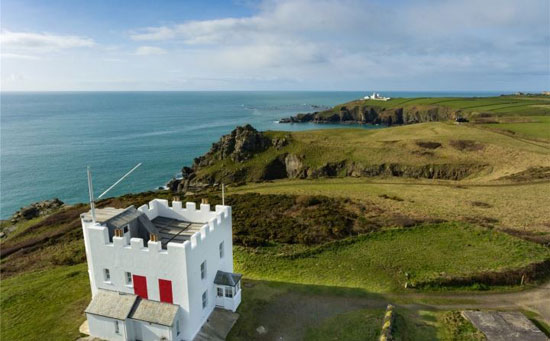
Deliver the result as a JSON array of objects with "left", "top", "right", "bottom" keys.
[{"left": 0, "top": 91, "right": 504, "bottom": 218}]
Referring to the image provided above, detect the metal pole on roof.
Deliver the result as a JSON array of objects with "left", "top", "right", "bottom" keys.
[
  {"left": 97, "top": 163, "right": 142, "bottom": 199},
  {"left": 222, "top": 183, "right": 225, "bottom": 206},
  {"left": 87, "top": 166, "right": 97, "bottom": 224}
]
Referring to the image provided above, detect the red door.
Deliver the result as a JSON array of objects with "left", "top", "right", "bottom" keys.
[
  {"left": 133, "top": 275, "right": 148, "bottom": 299},
  {"left": 158, "top": 279, "right": 173, "bottom": 304}
]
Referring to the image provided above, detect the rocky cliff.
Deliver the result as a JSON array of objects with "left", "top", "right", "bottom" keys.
[
  {"left": 167, "top": 124, "right": 488, "bottom": 192},
  {"left": 279, "top": 103, "right": 461, "bottom": 126}
]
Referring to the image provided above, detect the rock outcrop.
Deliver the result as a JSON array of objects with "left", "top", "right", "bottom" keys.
[
  {"left": 11, "top": 198, "right": 64, "bottom": 223},
  {"left": 167, "top": 125, "right": 292, "bottom": 191},
  {"left": 280, "top": 104, "right": 460, "bottom": 126},
  {"left": 167, "top": 124, "right": 488, "bottom": 192}
]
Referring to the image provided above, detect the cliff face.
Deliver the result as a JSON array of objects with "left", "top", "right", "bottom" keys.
[
  {"left": 167, "top": 124, "right": 488, "bottom": 192},
  {"left": 280, "top": 104, "right": 460, "bottom": 126},
  {"left": 167, "top": 125, "right": 290, "bottom": 191}
]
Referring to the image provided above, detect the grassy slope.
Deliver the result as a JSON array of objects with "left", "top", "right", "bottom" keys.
[
  {"left": 324, "top": 95, "right": 550, "bottom": 118},
  {"left": 0, "top": 264, "right": 90, "bottom": 341},
  {"left": 234, "top": 223, "right": 550, "bottom": 293},
  {"left": 196, "top": 122, "right": 550, "bottom": 183},
  {"left": 231, "top": 178, "right": 550, "bottom": 233},
  {"left": 304, "top": 309, "right": 384, "bottom": 341}
]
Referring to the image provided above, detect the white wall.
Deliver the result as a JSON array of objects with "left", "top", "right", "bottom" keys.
[
  {"left": 82, "top": 200, "right": 234, "bottom": 341},
  {"left": 130, "top": 319, "right": 172, "bottom": 341},
  {"left": 86, "top": 314, "right": 128, "bottom": 341}
]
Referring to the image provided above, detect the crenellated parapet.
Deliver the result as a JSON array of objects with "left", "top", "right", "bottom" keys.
[{"left": 85, "top": 200, "right": 231, "bottom": 257}]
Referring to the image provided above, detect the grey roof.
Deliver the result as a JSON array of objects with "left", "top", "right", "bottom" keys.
[
  {"left": 129, "top": 298, "right": 179, "bottom": 327},
  {"left": 214, "top": 271, "right": 242, "bottom": 287},
  {"left": 105, "top": 206, "right": 143, "bottom": 229},
  {"left": 152, "top": 216, "right": 206, "bottom": 248},
  {"left": 85, "top": 289, "right": 138, "bottom": 320}
]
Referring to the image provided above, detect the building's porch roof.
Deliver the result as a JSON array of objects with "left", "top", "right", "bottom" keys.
[
  {"left": 129, "top": 297, "right": 179, "bottom": 327},
  {"left": 214, "top": 271, "right": 242, "bottom": 287},
  {"left": 85, "top": 289, "right": 138, "bottom": 320},
  {"left": 85, "top": 289, "right": 179, "bottom": 327}
]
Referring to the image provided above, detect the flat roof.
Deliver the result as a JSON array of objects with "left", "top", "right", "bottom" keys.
[
  {"left": 83, "top": 207, "right": 126, "bottom": 223},
  {"left": 152, "top": 216, "right": 205, "bottom": 248}
]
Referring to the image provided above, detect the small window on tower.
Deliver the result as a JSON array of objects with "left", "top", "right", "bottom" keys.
[
  {"left": 200, "top": 261, "right": 207, "bottom": 280},
  {"left": 123, "top": 225, "right": 129, "bottom": 233},
  {"left": 103, "top": 269, "right": 110, "bottom": 282},
  {"left": 114, "top": 320, "right": 120, "bottom": 334},
  {"left": 202, "top": 290, "right": 208, "bottom": 309},
  {"left": 125, "top": 272, "right": 132, "bottom": 285},
  {"left": 217, "top": 287, "right": 223, "bottom": 297},
  {"left": 219, "top": 241, "right": 224, "bottom": 259}
]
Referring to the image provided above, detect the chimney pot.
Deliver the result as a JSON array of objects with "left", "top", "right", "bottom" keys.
[{"left": 201, "top": 198, "right": 209, "bottom": 205}]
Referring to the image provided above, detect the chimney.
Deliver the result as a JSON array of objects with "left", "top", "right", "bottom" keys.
[
  {"left": 172, "top": 196, "right": 180, "bottom": 202},
  {"left": 114, "top": 229, "right": 123, "bottom": 237},
  {"left": 201, "top": 198, "right": 209, "bottom": 205},
  {"left": 150, "top": 233, "right": 158, "bottom": 242}
]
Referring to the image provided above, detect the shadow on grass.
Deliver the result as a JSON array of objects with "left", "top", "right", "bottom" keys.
[{"left": 228, "top": 279, "right": 439, "bottom": 341}]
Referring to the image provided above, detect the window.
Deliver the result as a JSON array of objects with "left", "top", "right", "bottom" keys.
[
  {"left": 200, "top": 261, "right": 206, "bottom": 280},
  {"left": 125, "top": 272, "right": 132, "bottom": 285},
  {"left": 114, "top": 321, "right": 120, "bottom": 334},
  {"left": 217, "top": 287, "right": 223, "bottom": 297},
  {"left": 236, "top": 281, "right": 241, "bottom": 292},
  {"left": 176, "top": 320, "right": 180, "bottom": 335},
  {"left": 103, "top": 268, "right": 110, "bottom": 282},
  {"left": 202, "top": 291, "right": 208, "bottom": 309},
  {"left": 219, "top": 241, "right": 224, "bottom": 259},
  {"left": 123, "top": 225, "right": 129, "bottom": 233},
  {"left": 225, "top": 287, "right": 233, "bottom": 298}
]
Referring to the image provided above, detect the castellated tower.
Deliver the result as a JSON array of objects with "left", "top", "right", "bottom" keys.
[{"left": 81, "top": 199, "right": 241, "bottom": 341}]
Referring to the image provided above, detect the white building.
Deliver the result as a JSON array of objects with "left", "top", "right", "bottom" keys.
[
  {"left": 81, "top": 199, "right": 242, "bottom": 341},
  {"left": 363, "top": 92, "right": 391, "bottom": 101}
]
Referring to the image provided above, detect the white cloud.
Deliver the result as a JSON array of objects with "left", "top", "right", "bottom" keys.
[
  {"left": 1, "top": 30, "right": 95, "bottom": 50},
  {"left": 135, "top": 46, "right": 167, "bottom": 55}
]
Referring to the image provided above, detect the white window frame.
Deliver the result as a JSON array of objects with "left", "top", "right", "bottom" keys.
[
  {"left": 202, "top": 290, "right": 208, "bottom": 309},
  {"left": 125, "top": 272, "right": 132, "bottom": 286},
  {"left": 200, "top": 261, "right": 207, "bottom": 280},
  {"left": 219, "top": 241, "right": 224, "bottom": 259},
  {"left": 225, "top": 287, "right": 234, "bottom": 298},
  {"left": 103, "top": 268, "right": 111, "bottom": 282},
  {"left": 217, "top": 287, "right": 223, "bottom": 297}
]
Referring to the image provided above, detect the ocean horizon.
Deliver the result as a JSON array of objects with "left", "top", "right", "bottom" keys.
[{"left": 0, "top": 90, "right": 508, "bottom": 218}]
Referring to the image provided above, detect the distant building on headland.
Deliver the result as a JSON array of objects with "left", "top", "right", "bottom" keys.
[
  {"left": 541, "top": 91, "right": 550, "bottom": 96},
  {"left": 364, "top": 92, "right": 390, "bottom": 101}
]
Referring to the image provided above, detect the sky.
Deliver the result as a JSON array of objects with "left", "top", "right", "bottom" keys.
[{"left": 1, "top": 0, "right": 549, "bottom": 91}]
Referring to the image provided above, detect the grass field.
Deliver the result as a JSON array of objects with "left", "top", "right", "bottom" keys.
[
  {"left": 0, "top": 263, "right": 90, "bottom": 341},
  {"left": 480, "top": 116, "right": 550, "bottom": 140},
  {"left": 234, "top": 223, "right": 550, "bottom": 293},
  {"left": 231, "top": 178, "right": 550, "bottom": 233},
  {"left": 304, "top": 309, "right": 384, "bottom": 340},
  {"left": 197, "top": 122, "right": 550, "bottom": 185},
  {"left": 330, "top": 95, "right": 550, "bottom": 117}
]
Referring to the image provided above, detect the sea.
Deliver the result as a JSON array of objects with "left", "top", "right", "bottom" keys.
[{"left": 0, "top": 91, "right": 505, "bottom": 218}]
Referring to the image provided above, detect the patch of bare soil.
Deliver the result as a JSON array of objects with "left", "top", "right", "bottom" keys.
[
  {"left": 450, "top": 140, "right": 485, "bottom": 151},
  {"left": 416, "top": 141, "right": 442, "bottom": 149},
  {"left": 471, "top": 201, "right": 492, "bottom": 208}
]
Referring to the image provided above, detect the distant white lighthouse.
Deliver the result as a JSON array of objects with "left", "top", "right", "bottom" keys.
[{"left": 364, "top": 92, "right": 390, "bottom": 101}]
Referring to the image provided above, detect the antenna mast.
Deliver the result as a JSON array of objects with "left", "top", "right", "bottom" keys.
[
  {"left": 87, "top": 166, "right": 97, "bottom": 224},
  {"left": 86, "top": 163, "right": 142, "bottom": 224},
  {"left": 222, "top": 183, "right": 225, "bottom": 206}
]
